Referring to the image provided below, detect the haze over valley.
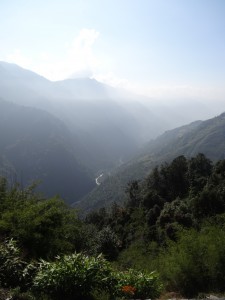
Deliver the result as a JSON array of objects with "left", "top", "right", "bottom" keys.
[
  {"left": 1, "top": 60, "right": 225, "bottom": 205},
  {"left": 0, "top": 0, "right": 225, "bottom": 206}
]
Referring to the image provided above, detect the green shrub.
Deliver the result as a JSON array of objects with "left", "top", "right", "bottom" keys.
[
  {"left": 33, "top": 253, "right": 114, "bottom": 300},
  {"left": 157, "top": 225, "right": 225, "bottom": 297},
  {"left": 0, "top": 239, "right": 38, "bottom": 292},
  {"left": 114, "top": 269, "right": 162, "bottom": 299},
  {"left": 92, "top": 226, "right": 121, "bottom": 260},
  {"left": 0, "top": 239, "right": 26, "bottom": 289}
]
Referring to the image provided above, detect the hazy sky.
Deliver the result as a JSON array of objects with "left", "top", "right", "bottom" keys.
[{"left": 0, "top": 0, "right": 225, "bottom": 99}]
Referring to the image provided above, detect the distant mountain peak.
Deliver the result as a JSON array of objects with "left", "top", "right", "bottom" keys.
[{"left": 0, "top": 61, "right": 49, "bottom": 82}]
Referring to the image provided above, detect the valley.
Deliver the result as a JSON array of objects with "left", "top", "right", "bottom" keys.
[
  {"left": 0, "top": 40, "right": 225, "bottom": 300},
  {"left": 1, "top": 1, "right": 225, "bottom": 299},
  {"left": 1, "top": 61, "right": 225, "bottom": 207}
]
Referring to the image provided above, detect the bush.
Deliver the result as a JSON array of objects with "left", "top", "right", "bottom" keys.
[
  {"left": 0, "top": 239, "right": 38, "bottom": 292},
  {"left": 32, "top": 251, "right": 162, "bottom": 300},
  {"left": 157, "top": 225, "right": 225, "bottom": 297},
  {"left": 33, "top": 253, "right": 114, "bottom": 300},
  {"left": 114, "top": 269, "right": 162, "bottom": 299},
  {"left": 0, "top": 239, "right": 26, "bottom": 289},
  {"left": 0, "top": 179, "right": 83, "bottom": 259}
]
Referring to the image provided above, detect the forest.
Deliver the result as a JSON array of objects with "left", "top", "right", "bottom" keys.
[{"left": 1, "top": 153, "right": 225, "bottom": 299}]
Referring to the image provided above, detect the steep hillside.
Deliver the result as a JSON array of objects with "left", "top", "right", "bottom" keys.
[
  {"left": 142, "top": 113, "right": 225, "bottom": 161},
  {"left": 0, "top": 61, "right": 165, "bottom": 173},
  {"left": 2, "top": 61, "right": 224, "bottom": 175},
  {"left": 77, "top": 112, "right": 225, "bottom": 212},
  {"left": 2, "top": 61, "right": 225, "bottom": 208},
  {"left": 0, "top": 99, "right": 94, "bottom": 204}
]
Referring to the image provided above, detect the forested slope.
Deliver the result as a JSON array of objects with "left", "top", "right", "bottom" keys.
[
  {"left": 1, "top": 154, "right": 225, "bottom": 298},
  {"left": 85, "top": 153, "right": 225, "bottom": 296},
  {"left": 78, "top": 112, "right": 225, "bottom": 212}
]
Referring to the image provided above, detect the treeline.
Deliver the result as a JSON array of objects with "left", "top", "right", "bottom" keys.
[
  {"left": 85, "top": 154, "right": 225, "bottom": 296},
  {"left": 1, "top": 153, "right": 225, "bottom": 298},
  {"left": 0, "top": 177, "right": 161, "bottom": 299}
]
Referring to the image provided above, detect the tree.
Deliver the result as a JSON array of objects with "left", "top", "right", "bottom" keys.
[
  {"left": 0, "top": 179, "right": 83, "bottom": 258},
  {"left": 125, "top": 180, "right": 140, "bottom": 209},
  {"left": 157, "top": 199, "right": 194, "bottom": 240},
  {"left": 167, "top": 156, "right": 188, "bottom": 200},
  {"left": 192, "top": 186, "right": 225, "bottom": 218},
  {"left": 93, "top": 226, "right": 121, "bottom": 260},
  {"left": 188, "top": 153, "right": 212, "bottom": 195}
]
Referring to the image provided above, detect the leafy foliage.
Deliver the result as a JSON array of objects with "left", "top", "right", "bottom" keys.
[
  {"left": 114, "top": 269, "right": 162, "bottom": 299},
  {"left": 91, "top": 226, "right": 121, "bottom": 260},
  {"left": 0, "top": 179, "right": 83, "bottom": 258},
  {"left": 0, "top": 239, "right": 25, "bottom": 289},
  {"left": 0, "top": 239, "right": 38, "bottom": 294},
  {"left": 86, "top": 154, "right": 225, "bottom": 247},
  {"left": 33, "top": 253, "right": 114, "bottom": 299},
  {"left": 85, "top": 154, "right": 225, "bottom": 296},
  {"left": 157, "top": 224, "right": 225, "bottom": 297},
  {"left": 32, "top": 252, "right": 162, "bottom": 300},
  {"left": 1, "top": 153, "right": 225, "bottom": 298}
]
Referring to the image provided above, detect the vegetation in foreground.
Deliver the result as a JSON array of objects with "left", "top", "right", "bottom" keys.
[
  {"left": 0, "top": 239, "right": 161, "bottom": 299},
  {"left": 85, "top": 154, "right": 225, "bottom": 297},
  {"left": 1, "top": 153, "right": 225, "bottom": 298}
]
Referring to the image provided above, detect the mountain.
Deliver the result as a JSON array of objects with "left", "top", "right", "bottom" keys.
[
  {"left": 1, "top": 61, "right": 225, "bottom": 207},
  {"left": 3, "top": 61, "right": 224, "bottom": 175},
  {"left": 0, "top": 61, "right": 167, "bottom": 173},
  {"left": 141, "top": 112, "right": 225, "bottom": 161},
  {"left": 77, "top": 112, "right": 225, "bottom": 212},
  {"left": 0, "top": 99, "right": 94, "bottom": 204}
]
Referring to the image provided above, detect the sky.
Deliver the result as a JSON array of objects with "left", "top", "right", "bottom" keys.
[{"left": 0, "top": 0, "right": 225, "bottom": 100}]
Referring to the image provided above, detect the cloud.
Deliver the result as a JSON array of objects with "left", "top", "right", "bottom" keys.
[
  {"left": 4, "top": 28, "right": 100, "bottom": 81},
  {"left": 3, "top": 30, "right": 225, "bottom": 102},
  {"left": 66, "top": 28, "right": 100, "bottom": 78}
]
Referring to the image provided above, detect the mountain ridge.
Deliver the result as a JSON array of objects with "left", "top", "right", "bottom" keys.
[
  {"left": 1, "top": 61, "right": 225, "bottom": 207},
  {"left": 0, "top": 61, "right": 167, "bottom": 173},
  {"left": 77, "top": 112, "right": 225, "bottom": 212},
  {"left": 0, "top": 98, "right": 94, "bottom": 204}
]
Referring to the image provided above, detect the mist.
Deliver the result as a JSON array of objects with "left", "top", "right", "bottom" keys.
[{"left": 0, "top": 60, "right": 225, "bottom": 204}]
